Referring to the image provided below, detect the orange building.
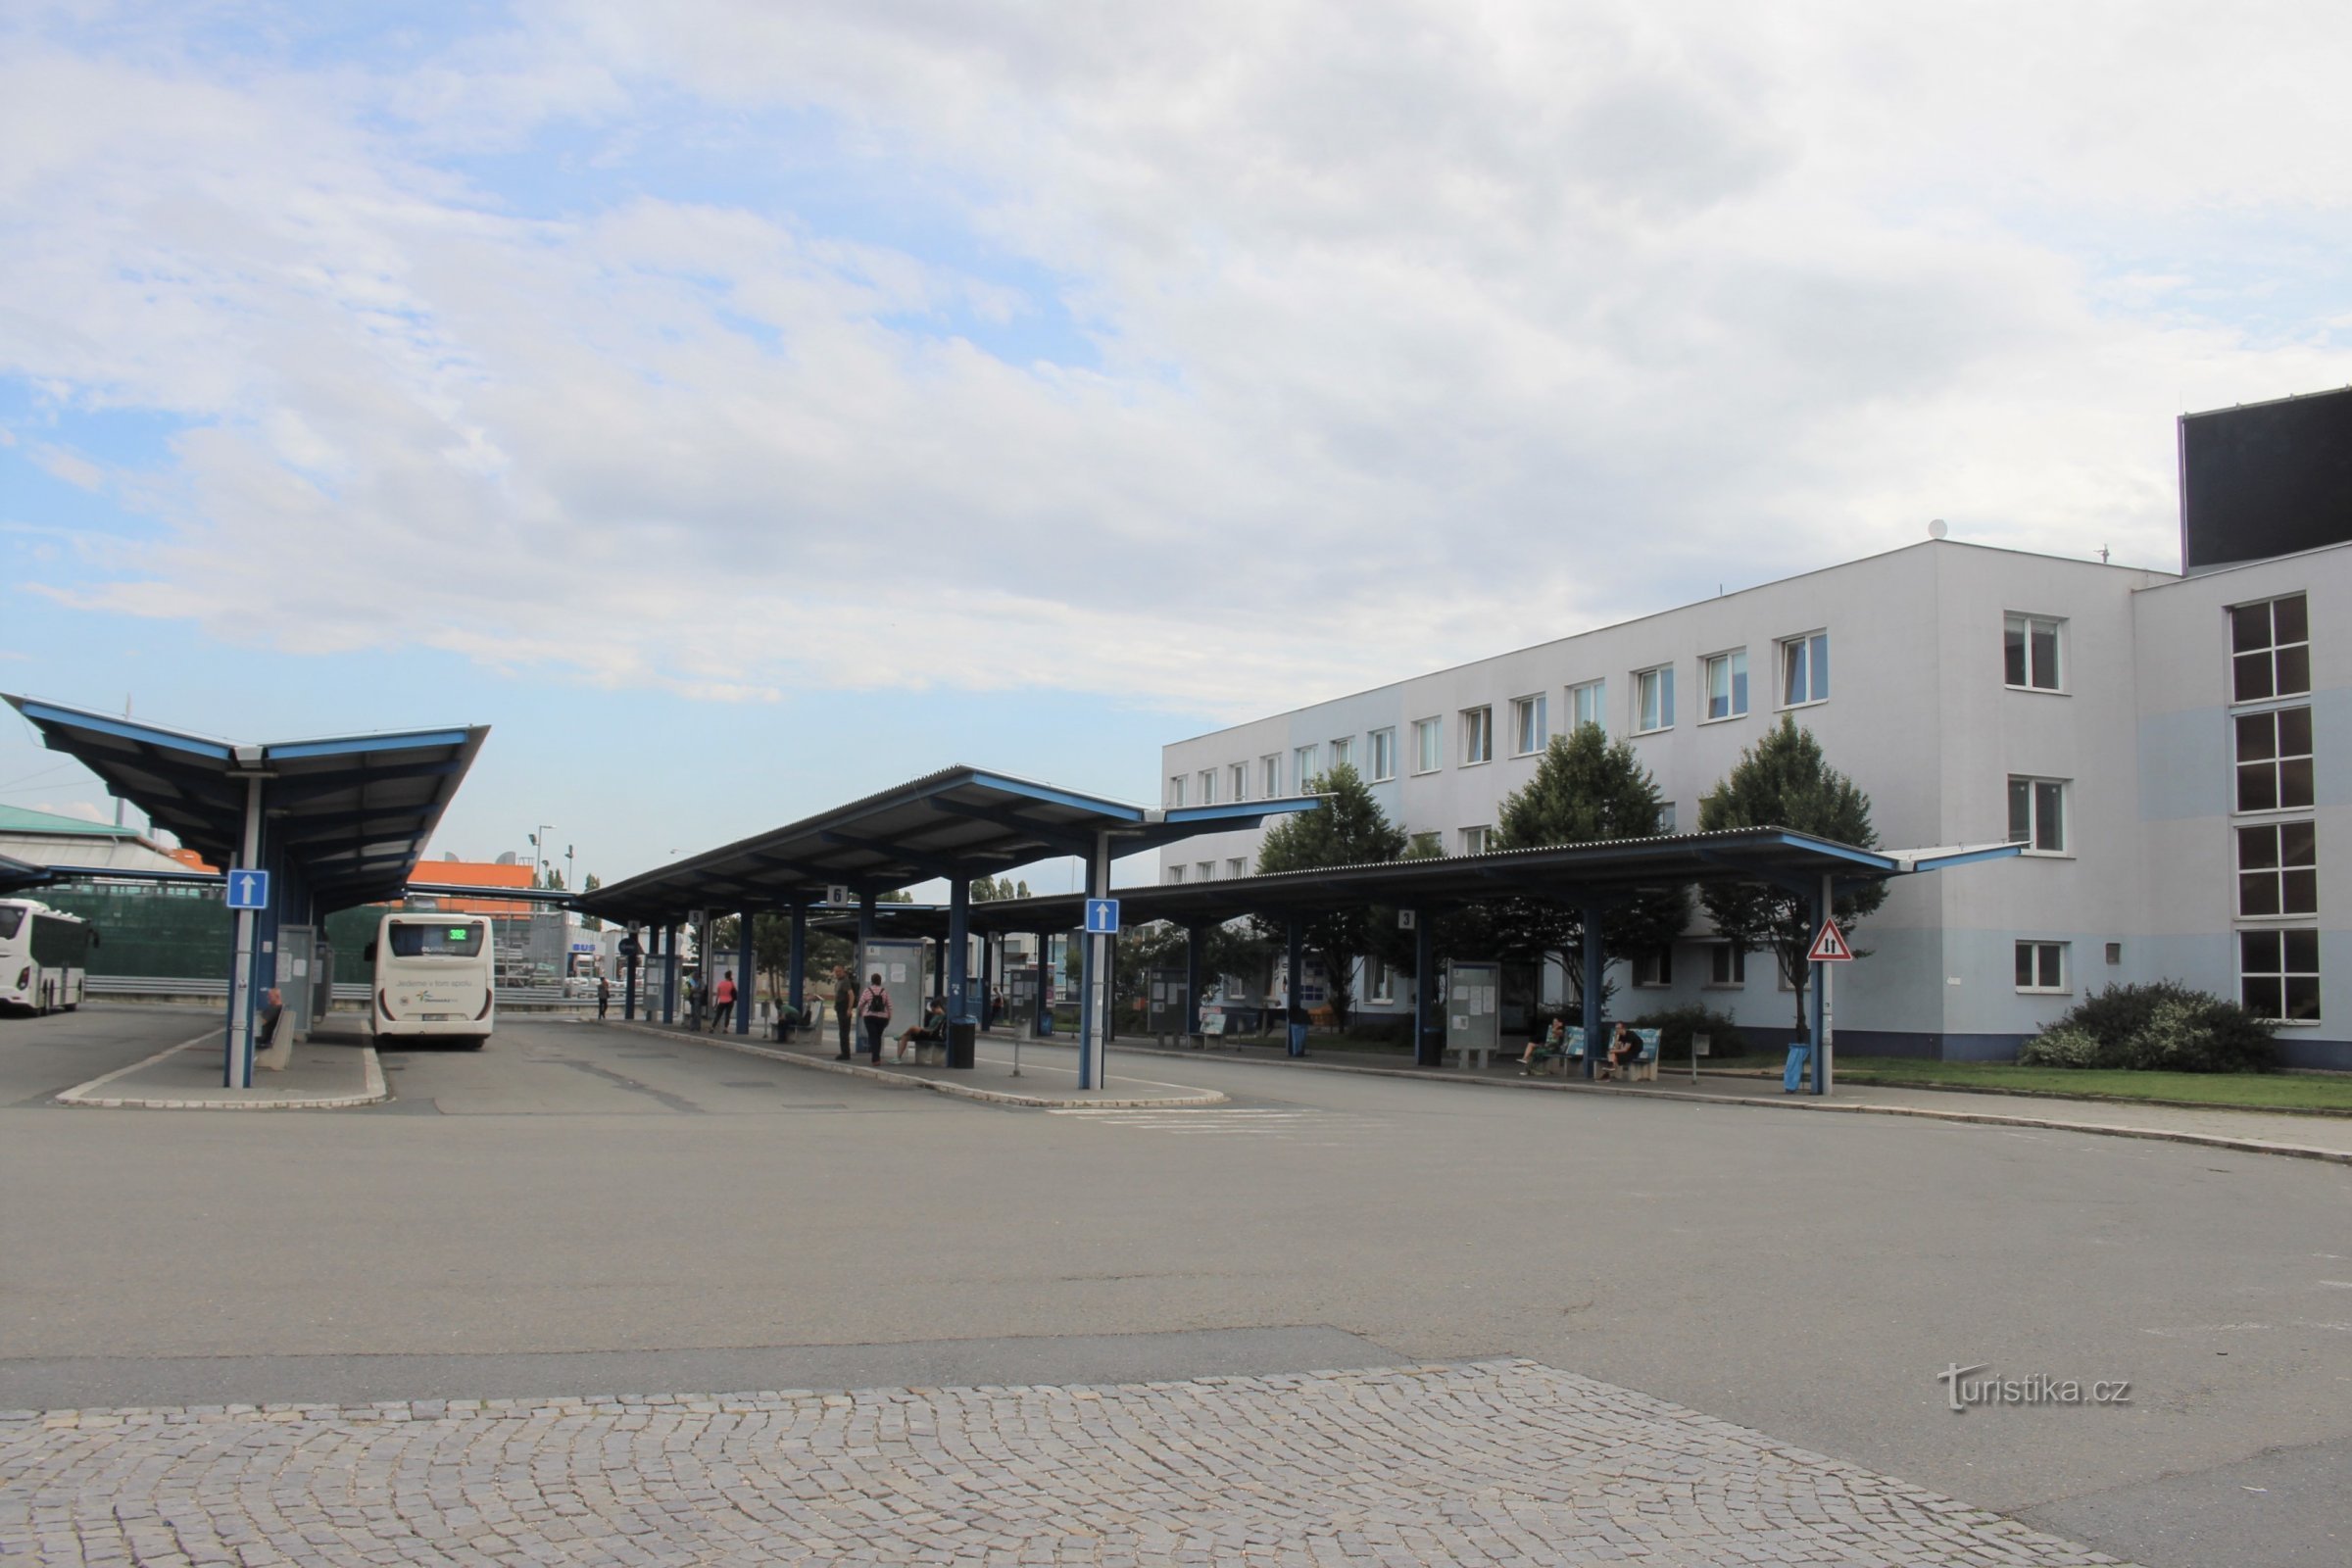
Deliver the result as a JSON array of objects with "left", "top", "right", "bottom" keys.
[{"left": 408, "top": 859, "right": 537, "bottom": 915}]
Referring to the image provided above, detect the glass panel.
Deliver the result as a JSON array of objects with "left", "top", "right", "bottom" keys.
[
  {"left": 1661, "top": 666, "right": 1675, "bottom": 727},
  {"left": 2240, "top": 871, "right": 2280, "bottom": 916},
  {"left": 2244, "top": 976, "right": 2284, "bottom": 1018},
  {"left": 1731, "top": 653, "right": 1746, "bottom": 713},
  {"left": 0, "top": 907, "right": 22, "bottom": 941},
  {"left": 2276, "top": 644, "right": 2311, "bottom": 697},
  {"left": 2238, "top": 825, "right": 2279, "bottom": 870},
  {"left": 2241, "top": 928, "right": 2280, "bottom": 971},
  {"left": 1707, "top": 658, "right": 1729, "bottom": 719},
  {"left": 1809, "top": 635, "right": 1829, "bottom": 700},
  {"left": 2040, "top": 946, "right": 2064, "bottom": 988},
  {"left": 1784, "top": 642, "right": 1806, "bottom": 705},
  {"left": 2279, "top": 757, "right": 2315, "bottom": 809},
  {"left": 2004, "top": 618, "right": 2027, "bottom": 686},
  {"left": 2278, "top": 705, "right": 2313, "bottom": 755},
  {"left": 2230, "top": 602, "right": 2271, "bottom": 654},
  {"left": 2280, "top": 819, "right": 2317, "bottom": 865},
  {"left": 2032, "top": 622, "right": 2059, "bottom": 688},
  {"left": 2015, "top": 944, "right": 2034, "bottom": 988},
  {"left": 2236, "top": 712, "right": 2276, "bottom": 762},
  {"left": 2281, "top": 869, "right": 2318, "bottom": 913},
  {"left": 2234, "top": 650, "right": 2274, "bottom": 702},
  {"left": 2274, "top": 592, "right": 2308, "bottom": 646},
  {"left": 2284, "top": 974, "right": 2322, "bottom": 1020},
  {"left": 2238, "top": 762, "right": 2278, "bottom": 812},
  {"left": 2008, "top": 778, "right": 2032, "bottom": 841},
  {"left": 2034, "top": 781, "right": 2065, "bottom": 851},
  {"left": 2284, "top": 928, "right": 2320, "bottom": 972}
]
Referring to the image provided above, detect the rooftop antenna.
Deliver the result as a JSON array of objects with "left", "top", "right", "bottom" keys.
[
  {"left": 2100, "top": 545, "right": 2111, "bottom": 564},
  {"left": 1927, "top": 518, "right": 1948, "bottom": 540}
]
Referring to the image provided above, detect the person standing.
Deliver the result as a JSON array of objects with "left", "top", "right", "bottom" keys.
[
  {"left": 830, "top": 965, "right": 855, "bottom": 1059},
  {"left": 858, "top": 972, "right": 893, "bottom": 1063},
  {"left": 682, "top": 971, "right": 702, "bottom": 1031},
  {"left": 710, "top": 970, "right": 737, "bottom": 1033},
  {"left": 596, "top": 974, "right": 612, "bottom": 1022}
]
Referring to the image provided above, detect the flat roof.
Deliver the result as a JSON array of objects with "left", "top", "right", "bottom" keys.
[
  {"left": 3, "top": 696, "right": 488, "bottom": 912},
  {"left": 577, "top": 765, "right": 1320, "bottom": 925}
]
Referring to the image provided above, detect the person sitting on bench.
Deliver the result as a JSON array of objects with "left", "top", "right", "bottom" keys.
[
  {"left": 1598, "top": 1020, "right": 1642, "bottom": 1079},
  {"left": 1518, "top": 1016, "right": 1566, "bottom": 1075},
  {"left": 895, "top": 997, "right": 948, "bottom": 1062}
]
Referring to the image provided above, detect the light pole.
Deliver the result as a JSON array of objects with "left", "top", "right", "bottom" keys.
[{"left": 530, "top": 824, "right": 556, "bottom": 887}]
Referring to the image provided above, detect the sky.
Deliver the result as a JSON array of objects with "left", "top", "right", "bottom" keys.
[{"left": 4, "top": 1, "right": 2351, "bottom": 893}]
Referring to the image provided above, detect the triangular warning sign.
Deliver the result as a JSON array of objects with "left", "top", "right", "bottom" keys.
[{"left": 1807, "top": 918, "right": 1854, "bottom": 962}]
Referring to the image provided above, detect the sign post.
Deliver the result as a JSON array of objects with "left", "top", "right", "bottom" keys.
[{"left": 1806, "top": 904, "right": 1852, "bottom": 1095}]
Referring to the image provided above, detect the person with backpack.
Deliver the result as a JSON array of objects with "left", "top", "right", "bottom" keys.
[{"left": 857, "top": 972, "right": 893, "bottom": 1063}]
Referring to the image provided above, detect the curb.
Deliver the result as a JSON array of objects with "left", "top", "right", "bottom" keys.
[
  {"left": 56, "top": 1034, "right": 391, "bottom": 1111},
  {"left": 607, "top": 1020, "right": 1227, "bottom": 1109},
  {"left": 1107, "top": 1042, "right": 2352, "bottom": 1167}
]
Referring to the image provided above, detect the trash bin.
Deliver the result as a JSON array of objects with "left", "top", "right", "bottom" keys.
[
  {"left": 1034, "top": 1010, "right": 1054, "bottom": 1039},
  {"left": 1287, "top": 1021, "right": 1309, "bottom": 1057},
  {"left": 1783, "top": 1042, "right": 1811, "bottom": 1094},
  {"left": 948, "top": 1018, "right": 977, "bottom": 1069}
]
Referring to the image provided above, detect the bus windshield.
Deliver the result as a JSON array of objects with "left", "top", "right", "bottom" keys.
[
  {"left": 388, "top": 923, "right": 485, "bottom": 958},
  {"left": 0, "top": 906, "right": 22, "bottom": 941}
]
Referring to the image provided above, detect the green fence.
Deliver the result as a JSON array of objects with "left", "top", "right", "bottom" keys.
[{"left": 32, "top": 885, "right": 386, "bottom": 986}]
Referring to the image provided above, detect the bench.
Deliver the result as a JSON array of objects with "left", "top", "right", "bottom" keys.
[
  {"left": 1600, "top": 1027, "right": 1662, "bottom": 1083},
  {"left": 1521, "top": 1026, "right": 1661, "bottom": 1080}
]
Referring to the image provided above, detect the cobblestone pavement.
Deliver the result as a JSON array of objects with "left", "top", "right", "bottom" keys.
[{"left": 1, "top": 1360, "right": 2132, "bottom": 1567}]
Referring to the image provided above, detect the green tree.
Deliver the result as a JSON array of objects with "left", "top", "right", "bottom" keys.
[
  {"left": 970, "top": 875, "right": 1032, "bottom": 902},
  {"left": 1697, "top": 716, "right": 1886, "bottom": 1029},
  {"left": 1253, "top": 762, "right": 1403, "bottom": 1026},
  {"left": 579, "top": 872, "right": 604, "bottom": 931}
]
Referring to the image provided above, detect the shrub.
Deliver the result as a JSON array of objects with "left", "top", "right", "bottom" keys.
[
  {"left": 2035, "top": 982, "right": 2278, "bottom": 1073},
  {"left": 2017, "top": 1025, "right": 2100, "bottom": 1068},
  {"left": 1629, "top": 1004, "right": 1749, "bottom": 1059}
]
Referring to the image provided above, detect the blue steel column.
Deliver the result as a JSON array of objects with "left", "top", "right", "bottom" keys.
[
  {"left": 1035, "top": 932, "right": 1054, "bottom": 1036},
  {"left": 735, "top": 906, "right": 755, "bottom": 1034},
  {"left": 1582, "top": 904, "right": 1606, "bottom": 1078},
  {"left": 1285, "top": 919, "right": 1305, "bottom": 1056},
  {"left": 1184, "top": 924, "right": 1202, "bottom": 1038},
  {"left": 858, "top": 891, "right": 876, "bottom": 980},
  {"left": 1412, "top": 909, "right": 1436, "bottom": 1065},
  {"left": 981, "top": 930, "right": 997, "bottom": 1029},
  {"left": 662, "top": 922, "right": 679, "bottom": 1024},
  {"left": 787, "top": 905, "right": 807, "bottom": 1020},
  {"left": 1080, "top": 830, "right": 1110, "bottom": 1089},
  {"left": 623, "top": 927, "right": 640, "bottom": 1020},
  {"left": 947, "top": 874, "right": 970, "bottom": 1041}
]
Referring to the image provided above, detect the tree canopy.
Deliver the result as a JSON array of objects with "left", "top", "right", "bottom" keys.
[
  {"left": 1697, "top": 715, "right": 1886, "bottom": 1026},
  {"left": 1253, "top": 762, "right": 1405, "bottom": 1024}
]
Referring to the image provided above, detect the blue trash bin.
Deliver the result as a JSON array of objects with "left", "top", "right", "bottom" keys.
[
  {"left": 1783, "top": 1042, "right": 1812, "bottom": 1093},
  {"left": 1287, "top": 1022, "right": 1309, "bottom": 1057}
]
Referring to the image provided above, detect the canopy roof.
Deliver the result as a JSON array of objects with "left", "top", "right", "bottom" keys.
[
  {"left": 950, "top": 829, "right": 2020, "bottom": 932},
  {"left": 0, "top": 853, "right": 55, "bottom": 896},
  {"left": 4, "top": 696, "right": 488, "bottom": 912},
  {"left": 578, "top": 765, "right": 1320, "bottom": 924}
]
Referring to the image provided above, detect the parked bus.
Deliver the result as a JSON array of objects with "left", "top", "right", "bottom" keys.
[
  {"left": 367, "top": 912, "right": 494, "bottom": 1048},
  {"left": 0, "top": 899, "right": 98, "bottom": 1016}
]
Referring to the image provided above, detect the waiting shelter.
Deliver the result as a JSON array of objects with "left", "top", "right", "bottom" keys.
[
  {"left": 3, "top": 695, "right": 488, "bottom": 1086},
  {"left": 957, "top": 827, "right": 2020, "bottom": 1094},
  {"left": 575, "top": 766, "right": 1320, "bottom": 1088}
]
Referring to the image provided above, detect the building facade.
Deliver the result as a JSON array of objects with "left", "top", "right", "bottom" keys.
[{"left": 1156, "top": 536, "right": 2351, "bottom": 1069}]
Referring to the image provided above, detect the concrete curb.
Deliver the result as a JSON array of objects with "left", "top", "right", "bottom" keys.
[
  {"left": 56, "top": 1034, "right": 391, "bottom": 1111},
  {"left": 1109, "top": 1042, "right": 2352, "bottom": 1167},
  {"left": 608, "top": 1020, "right": 1227, "bottom": 1109}
]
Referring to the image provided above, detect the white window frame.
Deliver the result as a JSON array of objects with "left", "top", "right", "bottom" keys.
[
  {"left": 2004, "top": 612, "right": 2064, "bottom": 693},
  {"left": 1706, "top": 944, "right": 1745, "bottom": 987},
  {"left": 1460, "top": 825, "right": 1491, "bottom": 855},
  {"left": 1261, "top": 755, "right": 1281, "bottom": 798},
  {"left": 1368, "top": 959, "right": 1395, "bottom": 1005},
  {"left": 2230, "top": 593, "right": 2311, "bottom": 705},
  {"left": 2234, "top": 706, "right": 2315, "bottom": 815},
  {"left": 1632, "top": 946, "right": 1674, "bottom": 988},
  {"left": 1412, "top": 717, "right": 1443, "bottom": 775},
  {"left": 1569, "top": 679, "right": 1606, "bottom": 733},
  {"left": 1329, "top": 735, "right": 1353, "bottom": 770},
  {"left": 1778, "top": 630, "right": 1831, "bottom": 710},
  {"left": 1701, "top": 648, "right": 1747, "bottom": 723},
  {"left": 1408, "top": 830, "right": 1442, "bottom": 858},
  {"left": 2007, "top": 775, "right": 2070, "bottom": 856},
  {"left": 2014, "top": 940, "right": 2069, "bottom": 994},
  {"left": 1295, "top": 743, "right": 1320, "bottom": 790},
  {"left": 2239, "top": 926, "right": 2320, "bottom": 1022},
  {"left": 1634, "top": 664, "right": 1675, "bottom": 735},
  {"left": 2236, "top": 820, "right": 2318, "bottom": 918},
  {"left": 1167, "top": 775, "right": 1186, "bottom": 808},
  {"left": 1229, "top": 762, "right": 1248, "bottom": 803},
  {"left": 1369, "top": 727, "right": 1396, "bottom": 782},
  {"left": 1226, "top": 858, "right": 1247, "bottom": 881},
  {"left": 1197, "top": 860, "right": 1214, "bottom": 882},
  {"left": 1511, "top": 694, "right": 1547, "bottom": 756},
  {"left": 1198, "top": 768, "right": 1216, "bottom": 806},
  {"left": 1165, "top": 864, "right": 1186, "bottom": 885},
  {"left": 1657, "top": 801, "right": 1677, "bottom": 834},
  {"left": 1461, "top": 706, "right": 1494, "bottom": 766}
]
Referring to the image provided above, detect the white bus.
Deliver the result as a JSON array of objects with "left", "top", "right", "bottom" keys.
[
  {"left": 367, "top": 912, "right": 494, "bottom": 1048},
  {"left": 0, "top": 899, "right": 98, "bottom": 1016}
]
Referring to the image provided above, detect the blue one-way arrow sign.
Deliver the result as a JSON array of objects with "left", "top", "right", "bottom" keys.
[
  {"left": 1084, "top": 898, "right": 1120, "bottom": 935},
  {"left": 225, "top": 869, "right": 271, "bottom": 911}
]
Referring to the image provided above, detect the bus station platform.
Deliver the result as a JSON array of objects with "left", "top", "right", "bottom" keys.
[
  {"left": 612, "top": 1017, "right": 1226, "bottom": 1109},
  {"left": 55, "top": 1015, "right": 387, "bottom": 1111}
]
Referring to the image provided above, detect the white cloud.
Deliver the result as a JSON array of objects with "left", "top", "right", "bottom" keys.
[{"left": 5, "top": 3, "right": 2351, "bottom": 721}]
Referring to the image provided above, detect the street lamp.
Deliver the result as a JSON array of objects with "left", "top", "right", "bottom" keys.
[{"left": 530, "top": 824, "right": 556, "bottom": 887}]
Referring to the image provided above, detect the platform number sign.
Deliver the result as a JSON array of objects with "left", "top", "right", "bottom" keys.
[
  {"left": 1084, "top": 898, "right": 1121, "bottom": 935},
  {"left": 225, "top": 869, "right": 270, "bottom": 910}
]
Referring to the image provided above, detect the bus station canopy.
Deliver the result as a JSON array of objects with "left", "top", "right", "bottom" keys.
[
  {"left": 3, "top": 695, "right": 488, "bottom": 912},
  {"left": 953, "top": 828, "right": 2022, "bottom": 932},
  {"left": 0, "top": 852, "right": 55, "bottom": 896},
  {"left": 577, "top": 765, "right": 1322, "bottom": 925}
]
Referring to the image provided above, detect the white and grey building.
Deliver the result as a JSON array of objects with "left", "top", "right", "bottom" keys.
[{"left": 1157, "top": 393, "right": 2352, "bottom": 1069}]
